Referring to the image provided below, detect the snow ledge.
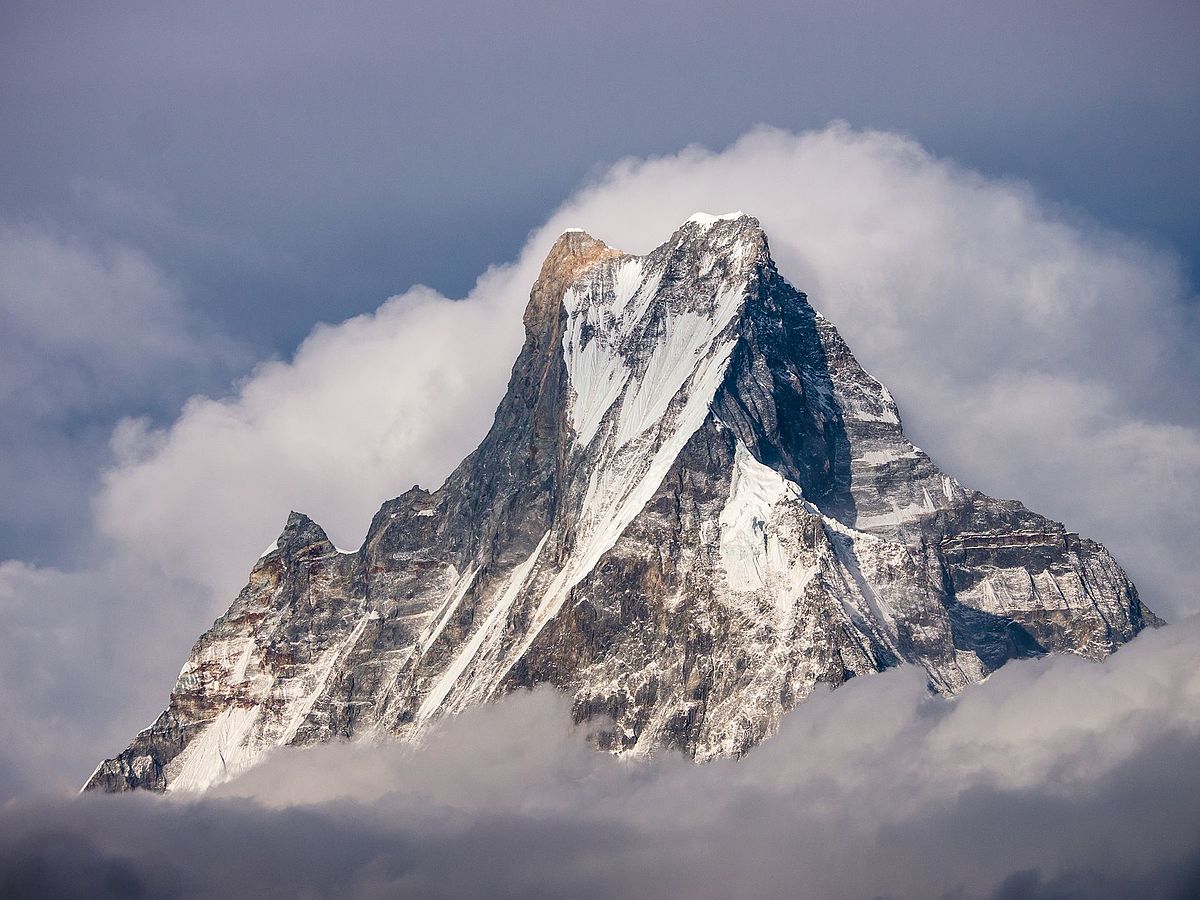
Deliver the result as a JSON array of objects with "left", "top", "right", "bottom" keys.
[{"left": 687, "top": 211, "right": 746, "bottom": 226}]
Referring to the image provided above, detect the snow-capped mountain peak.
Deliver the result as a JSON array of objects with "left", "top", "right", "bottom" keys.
[{"left": 86, "top": 214, "right": 1159, "bottom": 793}]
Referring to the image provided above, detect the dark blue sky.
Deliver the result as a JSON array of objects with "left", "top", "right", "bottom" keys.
[{"left": 3, "top": 0, "right": 1197, "bottom": 354}]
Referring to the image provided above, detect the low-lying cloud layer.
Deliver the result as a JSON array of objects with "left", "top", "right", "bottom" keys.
[
  {"left": 1, "top": 125, "right": 1199, "bottom": 896},
  {"left": 4, "top": 617, "right": 1199, "bottom": 899}
]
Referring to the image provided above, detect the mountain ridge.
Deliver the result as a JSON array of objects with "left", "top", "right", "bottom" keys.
[{"left": 85, "top": 213, "right": 1159, "bottom": 793}]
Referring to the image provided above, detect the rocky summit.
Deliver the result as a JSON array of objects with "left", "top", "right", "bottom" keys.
[{"left": 86, "top": 213, "right": 1161, "bottom": 793}]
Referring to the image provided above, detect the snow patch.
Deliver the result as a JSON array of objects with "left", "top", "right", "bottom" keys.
[
  {"left": 955, "top": 649, "right": 988, "bottom": 684},
  {"left": 941, "top": 474, "right": 959, "bottom": 502},
  {"left": 610, "top": 257, "right": 645, "bottom": 316},
  {"left": 719, "top": 442, "right": 802, "bottom": 592},
  {"left": 687, "top": 211, "right": 745, "bottom": 226},
  {"left": 419, "top": 532, "right": 550, "bottom": 719},
  {"left": 167, "top": 706, "right": 261, "bottom": 793},
  {"left": 825, "top": 530, "right": 903, "bottom": 654},
  {"left": 562, "top": 261, "right": 639, "bottom": 446},
  {"left": 843, "top": 399, "right": 901, "bottom": 425},
  {"left": 231, "top": 638, "right": 256, "bottom": 683},
  {"left": 854, "top": 499, "right": 935, "bottom": 529},
  {"left": 613, "top": 283, "right": 745, "bottom": 449},
  {"left": 854, "top": 448, "right": 917, "bottom": 466}
]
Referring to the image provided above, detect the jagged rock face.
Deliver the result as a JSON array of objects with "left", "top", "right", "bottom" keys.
[{"left": 85, "top": 213, "right": 1161, "bottom": 793}]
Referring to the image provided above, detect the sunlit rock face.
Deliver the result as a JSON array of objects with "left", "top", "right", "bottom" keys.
[{"left": 85, "top": 213, "right": 1160, "bottom": 793}]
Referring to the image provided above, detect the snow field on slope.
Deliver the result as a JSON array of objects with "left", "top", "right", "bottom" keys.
[
  {"left": 718, "top": 440, "right": 803, "bottom": 593},
  {"left": 167, "top": 705, "right": 262, "bottom": 793}
]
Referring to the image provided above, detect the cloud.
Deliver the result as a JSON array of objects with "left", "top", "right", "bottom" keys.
[
  {"left": 94, "top": 276, "right": 532, "bottom": 600},
  {"left": 2, "top": 617, "right": 1199, "bottom": 899},
  {"left": 0, "top": 226, "right": 247, "bottom": 563},
  {"left": 0, "top": 559, "right": 214, "bottom": 802},
  {"left": 0, "top": 227, "right": 248, "bottom": 799}
]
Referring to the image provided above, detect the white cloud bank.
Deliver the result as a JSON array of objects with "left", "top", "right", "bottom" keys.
[{"left": 1, "top": 123, "right": 1198, "bottom": 814}]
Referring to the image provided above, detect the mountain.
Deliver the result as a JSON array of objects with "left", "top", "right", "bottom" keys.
[{"left": 85, "top": 213, "right": 1160, "bottom": 793}]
